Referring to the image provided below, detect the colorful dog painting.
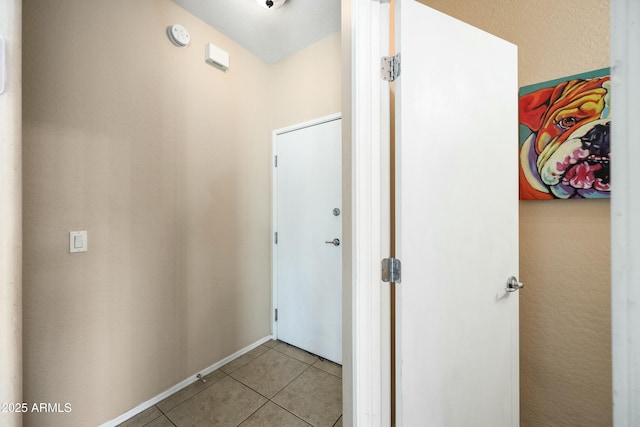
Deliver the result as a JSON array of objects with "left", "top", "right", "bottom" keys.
[{"left": 519, "top": 68, "right": 611, "bottom": 199}]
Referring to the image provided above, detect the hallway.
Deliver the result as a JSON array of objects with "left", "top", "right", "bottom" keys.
[{"left": 118, "top": 340, "right": 342, "bottom": 427}]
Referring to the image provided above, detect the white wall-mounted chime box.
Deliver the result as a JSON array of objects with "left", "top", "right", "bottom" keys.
[{"left": 205, "top": 43, "right": 229, "bottom": 70}]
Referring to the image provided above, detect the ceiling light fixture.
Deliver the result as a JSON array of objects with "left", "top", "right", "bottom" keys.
[{"left": 256, "top": 0, "right": 286, "bottom": 10}]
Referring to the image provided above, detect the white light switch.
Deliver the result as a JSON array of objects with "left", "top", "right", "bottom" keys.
[{"left": 69, "top": 231, "right": 88, "bottom": 253}]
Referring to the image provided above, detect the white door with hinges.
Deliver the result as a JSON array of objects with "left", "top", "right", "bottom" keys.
[
  {"left": 273, "top": 115, "right": 342, "bottom": 364},
  {"left": 393, "top": 1, "right": 520, "bottom": 425}
]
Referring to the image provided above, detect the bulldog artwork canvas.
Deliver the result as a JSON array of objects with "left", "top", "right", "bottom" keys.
[{"left": 519, "top": 68, "right": 611, "bottom": 200}]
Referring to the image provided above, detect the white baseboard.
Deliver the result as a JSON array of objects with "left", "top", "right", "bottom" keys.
[{"left": 99, "top": 335, "right": 275, "bottom": 427}]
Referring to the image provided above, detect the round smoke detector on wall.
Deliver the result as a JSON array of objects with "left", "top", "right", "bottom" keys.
[
  {"left": 256, "top": 0, "right": 287, "bottom": 10},
  {"left": 167, "top": 24, "right": 191, "bottom": 47}
]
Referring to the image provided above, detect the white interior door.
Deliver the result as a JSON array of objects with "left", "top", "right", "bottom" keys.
[
  {"left": 274, "top": 116, "right": 342, "bottom": 364},
  {"left": 394, "top": 2, "right": 519, "bottom": 425}
]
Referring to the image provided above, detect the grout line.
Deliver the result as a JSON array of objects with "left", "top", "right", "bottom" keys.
[
  {"left": 227, "top": 347, "right": 315, "bottom": 400},
  {"left": 271, "top": 341, "right": 320, "bottom": 364},
  {"left": 155, "top": 372, "right": 229, "bottom": 415},
  {"left": 138, "top": 411, "right": 178, "bottom": 427},
  {"left": 207, "top": 374, "right": 314, "bottom": 425},
  {"left": 311, "top": 360, "right": 343, "bottom": 380},
  {"left": 228, "top": 362, "right": 311, "bottom": 402},
  {"left": 234, "top": 400, "right": 270, "bottom": 427},
  {"left": 266, "top": 360, "right": 342, "bottom": 426},
  {"left": 164, "top": 414, "right": 178, "bottom": 427},
  {"left": 220, "top": 345, "right": 271, "bottom": 375},
  {"left": 269, "top": 400, "right": 314, "bottom": 426},
  {"left": 227, "top": 376, "right": 274, "bottom": 401},
  {"left": 272, "top": 361, "right": 315, "bottom": 398}
]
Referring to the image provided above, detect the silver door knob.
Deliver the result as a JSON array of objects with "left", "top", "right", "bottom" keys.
[
  {"left": 325, "top": 238, "right": 340, "bottom": 246},
  {"left": 506, "top": 276, "right": 524, "bottom": 292}
]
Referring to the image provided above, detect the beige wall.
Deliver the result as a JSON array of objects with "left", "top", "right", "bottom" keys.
[
  {"left": 0, "top": 1, "right": 22, "bottom": 427},
  {"left": 418, "top": 1, "right": 612, "bottom": 425},
  {"left": 269, "top": 33, "right": 341, "bottom": 129},
  {"left": 21, "top": 1, "right": 334, "bottom": 426}
]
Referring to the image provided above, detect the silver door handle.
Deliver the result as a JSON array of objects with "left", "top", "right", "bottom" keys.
[
  {"left": 506, "top": 276, "right": 524, "bottom": 292},
  {"left": 325, "top": 238, "right": 340, "bottom": 246}
]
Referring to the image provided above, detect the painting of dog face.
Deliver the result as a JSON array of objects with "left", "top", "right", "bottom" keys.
[{"left": 519, "top": 68, "right": 611, "bottom": 200}]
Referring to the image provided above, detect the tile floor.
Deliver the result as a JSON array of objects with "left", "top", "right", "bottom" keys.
[{"left": 118, "top": 340, "right": 342, "bottom": 427}]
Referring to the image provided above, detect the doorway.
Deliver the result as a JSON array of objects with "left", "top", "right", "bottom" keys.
[{"left": 273, "top": 114, "right": 343, "bottom": 364}]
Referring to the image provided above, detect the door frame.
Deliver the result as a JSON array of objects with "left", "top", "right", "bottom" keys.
[
  {"left": 611, "top": 0, "right": 640, "bottom": 423},
  {"left": 342, "top": 0, "right": 391, "bottom": 425},
  {"left": 0, "top": 1, "right": 22, "bottom": 425},
  {"left": 271, "top": 112, "right": 343, "bottom": 340}
]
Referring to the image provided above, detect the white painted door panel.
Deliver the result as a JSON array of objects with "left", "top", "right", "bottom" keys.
[
  {"left": 395, "top": 2, "right": 519, "bottom": 425},
  {"left": 275, "top": 117, "right": 342, "bottom": 364}
]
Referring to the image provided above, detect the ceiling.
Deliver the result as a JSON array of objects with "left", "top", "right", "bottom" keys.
[{"left": 171, "top": 0, "right": 341, "bottom": 64}]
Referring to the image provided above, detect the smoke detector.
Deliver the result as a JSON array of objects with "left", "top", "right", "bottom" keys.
[
  {"left": 256, "top": 0, "right": 286, "bottom": 10},
  {"left": 167, "top": 24, "right": 190, "bottom": 47}
]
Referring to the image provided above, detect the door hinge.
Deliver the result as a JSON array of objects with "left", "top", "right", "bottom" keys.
[
  {"left": 274, "top": 155, "right": 278, "bottom": 167},
  {"left": 381, "top": 53, "right": 401, "bottom": 82},
  {"left": 381, "top": 257, "right": 402, "bottom": 283},
  {"left": 274, "top": 232, "right": 278, "bottom": 244},
  {"left": 274, "top": 308, "right": 278, "bottom": 321}
]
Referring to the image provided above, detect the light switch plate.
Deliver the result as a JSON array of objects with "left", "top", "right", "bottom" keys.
[{"left": 69, "top": 231, "right": 88, "bottom": 253}]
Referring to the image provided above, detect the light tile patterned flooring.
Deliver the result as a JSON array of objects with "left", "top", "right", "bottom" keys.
[{"left": 118, "top": 340, "right": 342, "bottom": 427}]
